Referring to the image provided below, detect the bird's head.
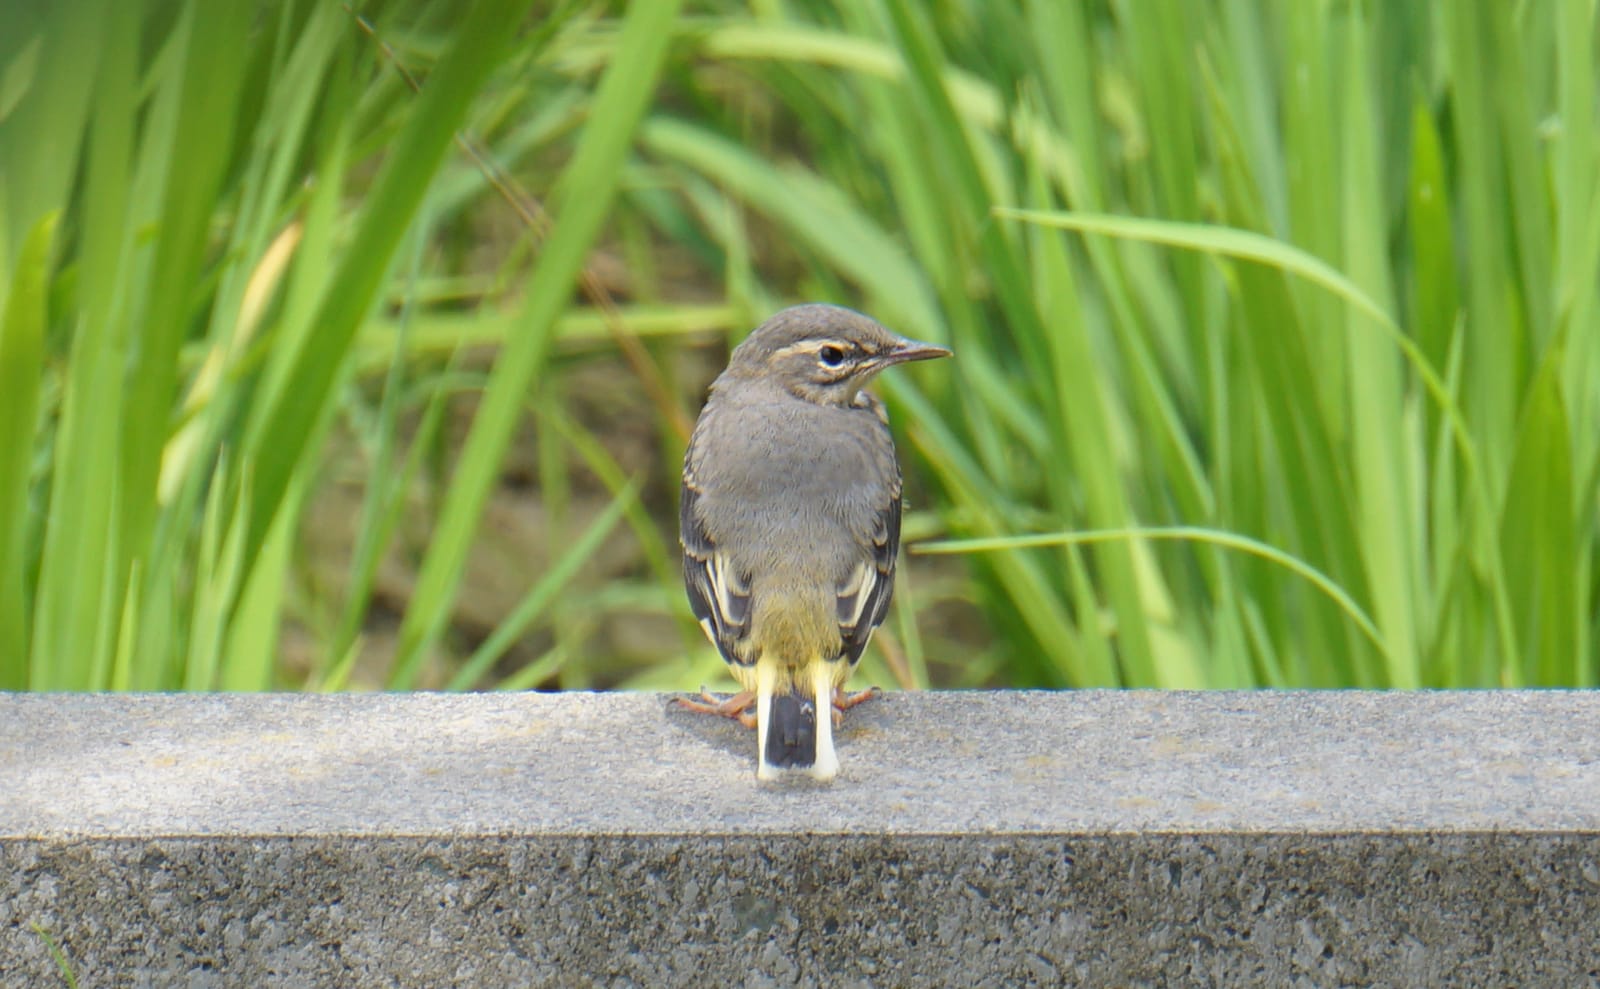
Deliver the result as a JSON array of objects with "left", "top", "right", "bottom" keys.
[{"left": 724, "top": 303, "right": 951, "bottom": 406}]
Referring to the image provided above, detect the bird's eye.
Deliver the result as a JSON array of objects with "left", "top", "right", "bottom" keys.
[{"left": 818, "top": 345, "right": 846, "bottom": 367}]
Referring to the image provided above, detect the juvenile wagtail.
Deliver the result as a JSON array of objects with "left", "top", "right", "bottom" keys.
[{"left": 676, "top": 304, "right": 950, "bottom": 780}]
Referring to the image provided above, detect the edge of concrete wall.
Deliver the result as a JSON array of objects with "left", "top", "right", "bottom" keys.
[{"left": 4, "top": 691, "right": 1599, "bottom": 986}]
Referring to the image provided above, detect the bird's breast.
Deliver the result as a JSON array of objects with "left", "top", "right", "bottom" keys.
[{"left": 692, "top": 397, "right": 890, "bottom": 568}]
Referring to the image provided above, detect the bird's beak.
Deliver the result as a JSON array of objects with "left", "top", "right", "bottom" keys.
[{"left": 880, "top": 337, "right": 952, "bottom": 367}]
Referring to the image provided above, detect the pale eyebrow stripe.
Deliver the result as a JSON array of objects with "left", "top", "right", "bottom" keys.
[{"left": 770, "top": 339, "right": 852, "bottom": 360}]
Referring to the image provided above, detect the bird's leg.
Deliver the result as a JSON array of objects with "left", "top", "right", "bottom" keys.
[
  {"left": 829, "top": 684, "right": 882, "bottom": 727},
  {"left": 673, "top": 688, "right": 758, "bottom": 729}
]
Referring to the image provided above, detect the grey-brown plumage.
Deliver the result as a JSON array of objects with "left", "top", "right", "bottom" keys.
[{"left": 679, "top": 304, "right": 950, "bottom": 779}]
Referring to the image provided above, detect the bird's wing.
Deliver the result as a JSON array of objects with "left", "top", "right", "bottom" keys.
[
  {"left": 680, "top": 472, "right": 754, "bottom": 668},
  {"left": 836, "top": 469, "right": 902, "bottom": 667}
]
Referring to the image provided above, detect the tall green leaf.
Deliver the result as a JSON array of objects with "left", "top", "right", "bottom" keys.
[
  {"left": 0, "top": 213, "right": 53, "bottom": 686},
  {"left": 244, "top": 0, "right": 537, "bottom": 556},
  {"left": 388, "top": 0, "right": 686, "bottom": 684}
]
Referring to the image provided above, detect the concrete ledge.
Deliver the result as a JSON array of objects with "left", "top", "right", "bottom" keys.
[{"left": 3, "top": 691, "right": 1598, "bottom": 986}]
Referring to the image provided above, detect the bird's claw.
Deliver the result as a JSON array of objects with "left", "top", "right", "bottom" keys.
[
  {"left": 674, "top": 687, "right": 759, "bottom": 730},
  {"left": 829, "top": 685, "right": 882, "bottom": 727}
]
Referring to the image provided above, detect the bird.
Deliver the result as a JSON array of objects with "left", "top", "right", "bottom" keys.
[{"left": 675, "top": 303, "right": 950, "bottom": 780}]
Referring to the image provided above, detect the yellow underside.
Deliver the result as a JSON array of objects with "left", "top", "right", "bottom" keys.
[{"left": 731, "top": 654, "right": 850, "bottom": 696}]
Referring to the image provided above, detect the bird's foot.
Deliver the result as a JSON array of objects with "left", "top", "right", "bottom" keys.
[
  {"left": 829, "top": 685, "right": 883, "bottom": 727},
  {"left": 673, "top": 688, "right": 758, "bottom": 729}
]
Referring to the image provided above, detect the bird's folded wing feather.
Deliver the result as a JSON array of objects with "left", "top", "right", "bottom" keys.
[
  {"left": 836, "top": 474, "right": 901, "bottom": 666},
  {"left": 680, "top": 477, "right": 753, "bottom": 667}
]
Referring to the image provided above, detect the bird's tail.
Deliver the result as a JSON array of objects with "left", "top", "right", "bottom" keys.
[
  {"left": 763, "top": 692, "right": 817, "bottom": 769},
  {"left": 756, "top": 664, "right": 839, "bottom": 781}
]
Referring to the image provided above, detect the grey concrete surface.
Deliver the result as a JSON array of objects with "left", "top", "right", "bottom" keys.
[{"left": 2, "top": 690, "right": 1599, "bottom": 987}]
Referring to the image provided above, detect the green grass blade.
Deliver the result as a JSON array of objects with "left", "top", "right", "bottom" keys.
[
  {"left": 0, "top": 0, "right": 104, "bottom": 258},
  {"left": 447, "top": 477, "right": 640, "bottom": 691},
  {"left": 641, "top": 118, "right": 945, "bottom": 338},
  {"left": 919, "top": 527, "right": 1391, "bottom": 668},
  {"left": 388, "top": 0, "right": 685, "bottom": 685},
  {"left": 29, "top": 922, "right": 78, "bottom": 989},
  {"left": 996, "top": 208, "right": 1400, "bottom": 334},
  {"left": 996, "top": 204, "right": 1525, "bottom": 673},
  {"left": 221, "top": 468, "right": 289, "bottom": 692},
  {"left": 24, "top": 0, "right": 132, "bottom": 689},
  {"left": 1437, "top": 3, "right": 1523, "bottom": 480},
  {"left": 0, "top": 213, "right": 55, "bottom": 687},
  {"left": 1339, "top": 14, "right": 1418, "bottom": 687},
  {"left": 1499, "top": 363, "right": 1579, "bottom": 686},
  {"left": 244, "top": 0, "right": 537, "bottom": 558}
]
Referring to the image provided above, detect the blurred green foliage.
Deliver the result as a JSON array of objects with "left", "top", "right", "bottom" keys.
[{"left": 0, "top": 0, "right": 1596, "bottom": 692}]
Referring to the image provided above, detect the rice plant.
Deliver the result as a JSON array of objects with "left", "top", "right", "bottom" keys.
[
  {"left": 2, "top": 1, "right": 1594, "bottom": 692},
  {"left": 638, "top": 0, "right": 1600, "bottom": 688}
]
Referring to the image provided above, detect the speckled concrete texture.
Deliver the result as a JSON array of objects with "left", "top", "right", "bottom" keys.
[{"left": 3, "top": 691, "right": 1600, "bottom": 987}]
